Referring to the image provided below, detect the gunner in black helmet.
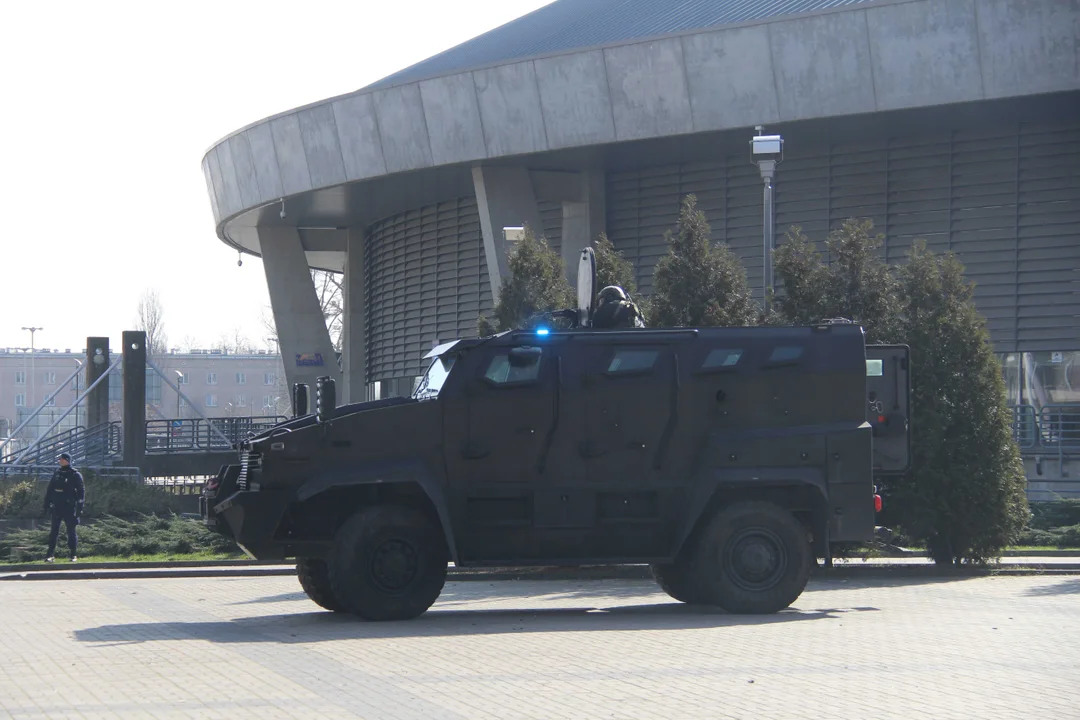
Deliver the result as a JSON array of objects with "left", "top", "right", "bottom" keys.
[{"left": 592, "top": 285, "right": 645, "bottom": 329}]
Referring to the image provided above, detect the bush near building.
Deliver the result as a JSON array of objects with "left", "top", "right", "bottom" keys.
[
  {"left": 775, "top": 224, "right": 1028, "bottom": 564},
  {"left": 1, "top": 473, "right": 236, "bottom": 562},
  {"left": 0, "top": 472, "right": 188, "bottom": 519},
  {"left": 0, "top": 513, "right": 237, "bottom": 561},
  {"left": 478, "top": 227, "right": 573, "bottom": 335},
  {"left": 1019, "top": 499, "right": 1080, "bottom": 548},
  {"left": 649, "top": 195, "right": 759, "bottom": 328}
]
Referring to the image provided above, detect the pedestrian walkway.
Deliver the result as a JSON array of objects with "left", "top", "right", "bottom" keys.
[{"left": 1, "top": 574, "right": 1078, "bottom": 718}]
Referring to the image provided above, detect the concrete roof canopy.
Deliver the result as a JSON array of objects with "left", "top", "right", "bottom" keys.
[
  {"left": 202, "top": 0, "right": 1080, "bottom": 264},
  {"left": 365, "top": 0, "right": 877, "bottom": 90}
]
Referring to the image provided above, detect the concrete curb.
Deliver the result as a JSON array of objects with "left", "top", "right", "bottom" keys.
[{"left": 3, "top": 562, "right": 1079, "bottom": 582}]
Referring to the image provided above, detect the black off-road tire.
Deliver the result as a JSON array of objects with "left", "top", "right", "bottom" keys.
[
  {"left": 650, "top": 561, "right": 707, "bottom": 604},
  {"left": 690, "top": 501, "right": 812, "bottom": 614},
  {"left": 297, "top": 557, "right": 346, "bottom": 612},
  {"left": 328, "top": 504, "right": 448, "bottom": 621}
]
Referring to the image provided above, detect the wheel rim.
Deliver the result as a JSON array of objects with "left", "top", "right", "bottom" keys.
[
  {"left": 722, "top": 527, "right": 787, "bottom": 592},
  {"left": 369, "top": 538, "right": 419, "bottom": 592}
]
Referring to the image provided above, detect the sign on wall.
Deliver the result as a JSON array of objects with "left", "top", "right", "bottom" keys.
[{"left": 296, "top": 352, "right": 325, "bottom": 367}]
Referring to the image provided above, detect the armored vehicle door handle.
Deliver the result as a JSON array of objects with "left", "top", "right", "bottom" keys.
[{"left": 516, "top": 426, "right": 535, "bottom": 435}]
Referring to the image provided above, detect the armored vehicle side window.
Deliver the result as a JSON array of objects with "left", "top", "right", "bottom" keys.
[
  {"left": 484, "top": 348, "right": 543, "bottom": 385},
  {"left": 606, "top": 348, "right": 659, "bottom": 375},
  {"left": 765, "top": 345, "right": 804, "bottom": 365},
  {"left": 702, "top": 348, "right": 743, "bottom": 370},
  {"left": 866, "top": 359, "right": 884, "bottom": 376}
]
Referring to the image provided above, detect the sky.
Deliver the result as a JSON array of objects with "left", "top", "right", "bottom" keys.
[{"left": 0, "top": 0, "right": 553, "bottom": 353}]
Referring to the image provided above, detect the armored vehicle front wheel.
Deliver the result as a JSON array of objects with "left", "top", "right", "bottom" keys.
[
  {"left": 297, "top": 558, "right": 346, "bottom": 612},
  {"left": 328, "top": 504, "right": 448, "bottom": 621},
  {"left": 691, "top": 501, "right": 812, "bottom": 614}
]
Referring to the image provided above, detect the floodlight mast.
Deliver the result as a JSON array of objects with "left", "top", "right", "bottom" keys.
[{"left": 751, "top": 126, "right": 783, "bottom": 314}]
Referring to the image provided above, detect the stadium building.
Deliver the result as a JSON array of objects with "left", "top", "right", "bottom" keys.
[{"left": 202, "top": 0, "right": 1080, "bottom": 494}]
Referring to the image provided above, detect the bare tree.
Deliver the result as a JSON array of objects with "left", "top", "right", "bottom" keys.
[
  {"left": 214, "top": 326, "right": 258, "bottom": 355},
  {"left": 258, "top": 305, "right": 280, "bottom": 353},
  {"left": 312, "top": 269, "right": 343, "bottom": 351},
  {"left": 135, "top": 288, "right": 169, "bottom": 357},
  {"left": 258, "top": 271, "right": 342, "bottom": 353}
]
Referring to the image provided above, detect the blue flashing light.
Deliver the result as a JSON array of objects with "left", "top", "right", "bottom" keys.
[{"left": 536, "top": 327, "right": 550, "bottom": 336}]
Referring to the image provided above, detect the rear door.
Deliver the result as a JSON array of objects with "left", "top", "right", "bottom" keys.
[{"left": 866, "top": 345, "right": 911, "bottom": 474}]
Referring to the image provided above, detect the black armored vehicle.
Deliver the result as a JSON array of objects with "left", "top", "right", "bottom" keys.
[{"left": 202, "top": 249, "right": 910, "bottom": 620}]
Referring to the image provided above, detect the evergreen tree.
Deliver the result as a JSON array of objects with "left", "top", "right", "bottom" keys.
[
  {"left": 477, "top": 227, "right": 573, "bottom": 335},
  {"left": 773, "top": 220, "right": 1028, "bottom": 564},
  {"left": 593, "top": 232, "right": 637, "bottom": 295},
  {"left": 650, "top": 195, "right": 759, "bottom": 328},
  {"left": 892, "top": 241, "right": 1029, "bottom": 564},
  {"left": 773, "top": 219, "right": 901, "bottom": 343}
]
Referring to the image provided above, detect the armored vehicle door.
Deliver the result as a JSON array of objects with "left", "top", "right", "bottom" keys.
[
  {"left": 442, "top": 341, "right": 578, "bottom": 560},
  {"left": 578, "top": 342, "right": 677, "bottom": 483},
  {"left": 567, "top": 340, "right": 679, "bottom": 558},
  {"left": 866, "top": 344, "right": 910, "bottom": 474}
]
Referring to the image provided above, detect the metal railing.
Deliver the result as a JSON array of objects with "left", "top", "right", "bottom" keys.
[
  {"left": 1009, "top": 404, "right": 1080, "bottom": 456},
  {"left": 0, "top": 422, "right": 121, "bottom": 467},
  {"left": 0, "top": 464, "right": 140, "bottom": 481},
  {"left": 144, "top": 416, "right": 286, "bottom": 453},
  {"left": 1037, "top": 405, "right": 1080, "bottom": 449}
]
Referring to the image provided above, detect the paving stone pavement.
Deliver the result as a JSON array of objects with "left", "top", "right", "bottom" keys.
[{"left": 1, "top": 574, "right": 1078, "bottom": 719}]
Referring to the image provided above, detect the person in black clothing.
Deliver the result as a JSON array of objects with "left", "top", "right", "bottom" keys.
[
  {"left": 592, "top": 285, "right": 645, "bottom": 329},
  {"left": 43, "top": 453, "right": 85, "bottom": 562}
]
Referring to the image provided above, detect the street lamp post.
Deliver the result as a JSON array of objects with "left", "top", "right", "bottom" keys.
[
  {"left": 174, "top": 370, "right": 184, "bottom": 418},
  {"left": 750, "top": 127, "right": 783, "bottom": 314},
  {"left": 73, "top": 359, "right": 81, "bottom": 426},
  {"left": 21, "top": 326, "right": 43, "bottom": 411}
]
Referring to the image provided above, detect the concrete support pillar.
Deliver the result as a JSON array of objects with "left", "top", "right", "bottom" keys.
[
  {"left": 543, "top": 170, "right": 606, "bottom": 287},
  {"left": 85, "top": 337, "right": 110, "bottom": 429},
  {"left": 258, "top": 226, "right": 342, "bottom": 412},
  {"left": 472, "top": 165, "right": 543, "bottom": 299},
  {"left": 341, "top": 227, "right": 367, "bottom": 404},
  {"left": 121, "top": 330, "right": 146, "bottom": 469}
]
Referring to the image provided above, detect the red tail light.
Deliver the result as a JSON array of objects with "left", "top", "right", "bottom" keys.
[{"left": 874, "top": 494, "right": 883, "bottom": 513}]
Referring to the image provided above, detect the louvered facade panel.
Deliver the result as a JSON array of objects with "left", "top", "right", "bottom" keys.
[
  {"left": 607, "top": 121, "right": 1080, "bottom": 353},
  {"left": 537, "top": 199, "right": 563, "bottom": 255},
  {"left": 1017, "top": 121, "right": 1080, "bottom": 350},
  {"left": 365, "top": 197, "right": 490, "bottom": 384}
]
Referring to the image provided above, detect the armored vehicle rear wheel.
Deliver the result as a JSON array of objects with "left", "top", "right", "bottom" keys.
[
  {"left": 297, "top": 558, "right": 346, "bottom": 612},
  {"left": 650, "top": 562, "right": 707, "bottom": 604},
  {"left": 328, "top": 504, "right": 448, "bottom": 621},
  {"left": 692, "top": 501, "right": 811, "bottom": 614}
]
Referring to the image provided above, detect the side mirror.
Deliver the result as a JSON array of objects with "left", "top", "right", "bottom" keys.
[{"left": 508, "top": 346, "right": 542, "bottom": 368}]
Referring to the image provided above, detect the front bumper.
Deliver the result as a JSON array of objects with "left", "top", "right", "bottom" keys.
[
  {"left": 208, "top": 489, "right": 290, "bottom": 560},
  {"left": 201, "top": 462, "right": 288, "bottom": 560}
]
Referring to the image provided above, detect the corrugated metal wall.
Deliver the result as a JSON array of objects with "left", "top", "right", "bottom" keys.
[
  {"left": 607, "top": 120, "right": 1080, "bottom": 353},
  {"left": 538, "top": 199, "right": 563, "bottom": 255},
  {"left": 365, "top": 197, "right": 491, "bottom": 383}
]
